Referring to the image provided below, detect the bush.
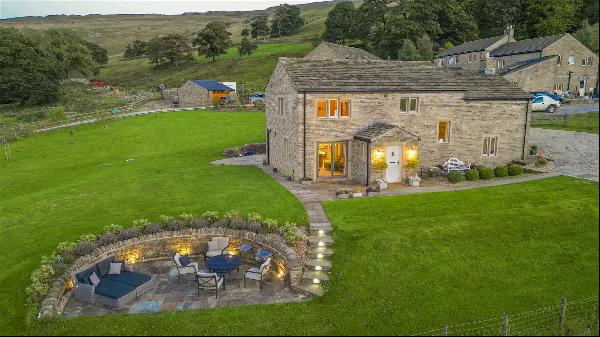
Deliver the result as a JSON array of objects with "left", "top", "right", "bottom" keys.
[
  {"left": 465, "top": 169, "right": 480, "bottom": 181},
  {"left": 40, "top": 254, "right": 67, "bottom": 276},
  {"left": 97, "top": 232, "right": 117, "bottom": 246},
  {"left": 447, "top": 171, "right": 464, "bottom": 183},
  {"left": 508, "top": 164, "right": 524, "bottom": 176},
  {"left": 426, "top": 166, "right": 443, "bottom": 177},
  {"left": 246, "top": 221, "right": 263, "bottom": 233},
  {"left": 247, "top": 212, "right": 262, "bottom": 223},
  {"left": 178, "top": 213, "right": 194, "bottom": 225},
  {"left": 200, "top": 211, "right": 220, "bottom": 223},
  {"left": 143, "top": 223, "right": 161, "bottom": 234},
  {"left": 223, "top": 210, "right": 241, "bottom": 224},
  {"left": 132, "top": 218, "right": 150, "bottom": 228},
  {"left": 494, "top": 166, "right": 509, "bottom": 177},
  {"left": 72, "top": 240, "right": 96, "bottom": 257},
  {"left": 478, "top": 167, "right": 495, "bottom": 180},
  {"left": 280, "top": 222, "right": 301, "bottom": 246},
  {"left": 189, "top": 218, "right": 210, "bottom": 229},
  {"left": 535, "top": 158, "right": 548, "bottom": 167},
  {"left": 26, "top": 280, "right": 50, "bottom": 305},
  {"left": 104, "top": 224, "right": 123, "bottom": 234},
  {"left": 262, "top": 218, "right": 278, "bottom": 233},
  {"left": 116, "top": 227, "right": 141, "bottom": 241},
  {"left": 158, "top": 215, "right": 175, "bottom": 227}
]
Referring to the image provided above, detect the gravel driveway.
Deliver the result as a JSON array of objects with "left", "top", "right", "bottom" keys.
[{"left": 529, "top": 128, "right": 599, "bottom": 181}]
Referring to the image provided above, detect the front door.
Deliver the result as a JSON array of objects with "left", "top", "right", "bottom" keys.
[{"left": 385, "top": 146, "right": 401, "bottom": 183}]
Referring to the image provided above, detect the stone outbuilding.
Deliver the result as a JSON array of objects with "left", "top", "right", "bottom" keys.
[
  {"left": 166, "top": 80, "right": 235, "bottom": 106},
  {"left": 435, "top": 26, "right": 599, "bottom": 97},
  {"left": 304, "top": 42, "right": 380, "bottom": 61},
  {"left": 265, "top": 58, "right": 531, "bottom": 185}
]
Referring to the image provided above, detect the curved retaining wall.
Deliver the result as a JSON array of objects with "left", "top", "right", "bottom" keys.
[{"left": 39, "top": 227, "right": 303, "bottom": 319}]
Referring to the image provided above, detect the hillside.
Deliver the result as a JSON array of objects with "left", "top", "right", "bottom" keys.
[{"left": 0, "top": 0, "right": 348, "bottom": 55}]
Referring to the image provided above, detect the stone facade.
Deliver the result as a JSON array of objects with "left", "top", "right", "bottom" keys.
[
  {"left": 266, "top": 61, "right": 530, "bottom": 185},
  {"left": 38, "top": 228, "right": 303, "bottom": 319},
  {"left": 177, "top": 81, "right": 211, "bottom": 106}
]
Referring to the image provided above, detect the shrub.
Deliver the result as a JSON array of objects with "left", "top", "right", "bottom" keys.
[
  {"left": 79, "top": 234, "right": 97, "bottom": 243},
  {"left": 72, "top": 240, "right": 96, "bottom": 258},
  {"left": 478, "top": 167, "right": 495, "bottom": 180},
  {"left": 178, "top": 213, "right": 194, "bottom": 225},
  {"left": 426, "top": 166, "right": 443, "bottom": 177},
  {"left": 494, "top": 166, "right": 509, "bottom": 177},
  {"left": 97, "top": 232, "right": 117, "bottom": 246},
  {"left": 508, "top": 164, "right": 524, "bottom": 176},
  {"left": 26, "top": 280, "right": 50, "bottom": 305},
  {"left": 201, "top": 211, "right": 220, "bottom": 223},
  {"left": 116, "top": 227, "right": 141, "bottom": 241},
  {"left": 30, "top": 264, "right": 55, "bottom": 286},
  {"left": 262, "top": 218, "right": 278, "bottom": 233},
  {"left": 246, "top": 221, "right": 263, "bottom": 233},
  {"left": 166, "top": 220, "right": 186, "bottom": 231},
  {"left": 189, "top": 218, "right": 210, "bottom": 229},
  {"left": 223, "top": 210, "right": 241, "bottom": 223},
  {"left": 280, "top": 222, "right": 301, "bottom": 246},
  {"left": 247, "top": 212, "right": 262, "bottom": 223},
  {"left": 158, "top": 215, "right": 175, "bottom": 227},
  {"left": 40, "top": 254, "right": 67, "bottom": 276},
  {"left": 447, "top": 171, "right": 464, "bottom": 183},
  {"left": 143, "top": 223, "right": 161, "bottom": 234},
  {"left": 132, "top": 218, "right": 150, "bottom": 228},
  {"left": 104, "top": 224, "right": 123, "bottom": 234},
  {"left": 465, "top": 169, "right": 480, "bottom": 181},
  {"left": 535, "top": 158, "right": 548, "bottom": 167}
]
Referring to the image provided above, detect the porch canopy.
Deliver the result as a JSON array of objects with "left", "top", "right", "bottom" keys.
[{"left": 353, "top": 122, "right": 420, "bottom": 144}]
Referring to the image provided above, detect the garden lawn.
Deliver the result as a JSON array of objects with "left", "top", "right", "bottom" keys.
[
  {"left": 533, "top": 112, "right": 599, "bottom": 133},
  {"left": 0, "top": 111, "right": 598, "bottom": 335}
]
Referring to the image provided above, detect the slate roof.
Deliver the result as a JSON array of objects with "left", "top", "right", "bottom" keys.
[
  {"left": 354, "top": 123, "right": 420, "bottom": 143},
  {"left": 319, "top": 42, "right": 381, "bottom": 60},
  {"left": 191, "top": 80, "right": 234, "bottom": 91},
  {"left": 490, "top": 35, "right": 564, "bottom": 57},
  {"left": 279, "top": 58, "right": 530, "bottom": 100},
  {"left": 496, "top": 55, "right": 557, "bottom": 75},
  {"left": 435, "top": 35, "right": 504, "bottom": 58}
]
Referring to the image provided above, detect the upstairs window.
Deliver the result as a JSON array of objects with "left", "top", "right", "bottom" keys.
[
  {"left": 277, "top": 97, "right": 284, "bottom": 115},
  {"left": 568, "top": 55, "right": 574, "bottom": 65},
  {"left": 557, "top": 54, "right": 562, "bottom": 65},
  {"left": 497, "top": 59, "right": 505, "bottom": 69},
  {"left": 437, "top": 121, "right": 451, "bottom": 144},
  {"left": 328, "top": 99, "right": 338, "bottom": 118},
  {"left": 409, "top": 98, "right": 419, "bottom": 113},
  {"left": 316, "top": 101, "right": 327, "bottom": 118},
  {"left": 400, "top": 97, "right": 419, "bottom": 113},
  {"left": 316, "top": 99, "right": 350, "bottom": 119},
  {"left": 482, "top": 137, "right": 498, "bottom": 156},
  {"left": 581, "top": 58, "right": 587, "bottom": 66},
  {"left": 468, "top": 54, "right": 474, "bottom": 63},
  {"left": 340, "top": 100, "right": 350, "bottom": 117},
  {"left": 554, "top": 83, "right": 564, "bottom": 91}
]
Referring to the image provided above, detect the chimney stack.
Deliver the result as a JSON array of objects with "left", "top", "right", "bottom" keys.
[{"left": 504, "top": 25, "right": 515, "bottom": 42}]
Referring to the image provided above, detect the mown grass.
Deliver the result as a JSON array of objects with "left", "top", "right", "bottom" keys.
[
  {"left": 1, "top": 119, "right": 597, "bottom": 337},
  {"left": 533, "top": 112, "right": 599, "bottom": 133},
  {"left": 97, "top": 42, "right": 313, "bottom": 90}
]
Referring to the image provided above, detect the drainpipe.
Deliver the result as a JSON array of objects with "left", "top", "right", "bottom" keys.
[
  {"left": 303, "top": 92, "right": 307, "bottom": 179},
  {"left": 266, "top": 128, "right": 271, "bottom": 165},
  {"left": 522, "top": 101, "right": 530, "bottom": 160},
  {"left": 366, "top": 142, "right": 371, "bottom": 186}
]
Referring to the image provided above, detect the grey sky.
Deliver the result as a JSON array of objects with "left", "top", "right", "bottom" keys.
[{"left": 0, "top": 0, "right": 317, "bottom": 19}]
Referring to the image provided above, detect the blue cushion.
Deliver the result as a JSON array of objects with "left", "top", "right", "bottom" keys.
[
  {"left": 96, "top": 257, "right": 115, "bottom": 277},
  {"left": 76, "top": 267, "right": 96, "bottom": 285},
  {"left": 94, "top": 278, "right": 136, "bottom": 299},
  {"left": 179, "top": 255, "right": 191, "bottom": 267},
  {"left": 105, "top": 271, "right": 151, "bottom": 288}
]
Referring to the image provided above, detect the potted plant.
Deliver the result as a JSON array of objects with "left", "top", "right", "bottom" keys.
[
  {"left": 372, "top": 159, "right": 389, "bottom": 190},
  {"left": 406, "top": 158, "right": 421, "bottom": 187},
  {"left": 530, "top": 145, "right": 538, "bottom": 156},
  {"left": 299, "top": 177, "right": 312, "bottom": 185},
  {"left": 335, "top": 189, "right": 352, "bottom": 199}
]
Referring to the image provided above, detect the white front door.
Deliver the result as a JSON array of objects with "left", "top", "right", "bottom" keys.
[{"left": 385, "top": 146, "right": 401, "bottom": 183}]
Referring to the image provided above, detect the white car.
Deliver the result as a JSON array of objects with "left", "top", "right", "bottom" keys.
[{"left": 531, "top": 95, "right": 561, "bottom": 113}]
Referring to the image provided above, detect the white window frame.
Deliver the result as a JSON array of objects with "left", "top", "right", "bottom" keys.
[
  {"left": 497, "top": 59, "right": 505, "bottom": 69},
  {"left": 557, "top": 54, "right": 562, "bottom": 65},
  {"left": 400, "top": 97, "right": 419, "bottom": 114},
  {"left": 328, "top": 99, "right": 339, "bottom": 118},
  {"left": 339, "top": 100, "right": 351, "bottom": 118},
  {"left": 468, "top": 53, "right": 474, "bottom": 63},
  {"left": 482, "top": 136, "right": 498, "bottom": 157},
  {"left": 437, "top": 121, "right": 451, "bottom": 144},
  {"left": 409, "top": 97, "right": 419, "bottom": 113},
  {"left": 555, "top": 83, "right": 564, "bottom": 91},
  {"left": 568, "top": 55, "right": 574, "bottom": 65},
  {"left": 277, "top": 97, "right": 284, "bottom": 115},
  {"left": 581, "top": 58, "right": 587, "bottom": 66}
]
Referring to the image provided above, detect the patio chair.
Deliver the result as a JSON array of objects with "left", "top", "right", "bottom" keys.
[
  {"left": 244, "top": 258, "right": 271, "bottom": 291},
  {"left": 203, "top": 237, "right": 230, "bottom": 260},
  {"left": 195, "top": 271, "right": 224, "bottom": 299},
  {"left": 173, "top": 253, "right": 198, "bottom": 283}
]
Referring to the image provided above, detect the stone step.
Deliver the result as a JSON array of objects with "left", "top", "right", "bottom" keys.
[
  {"left": 310, "top": 228, "right": 333, "bottom": 235},
  {"left": 307, "top": 247, "right": 333, "bottom": 258},
  {"left": 308, "top": 235, "right": 334, "bottom": 245},
  {"left": 306, "top": 259, "right": 332, "bottom": 271},
  {"left": 310, "top": 222, "right": 332, "bottom": 230},
  {"left": 292, "top": 283, "right": 324, "bottom": 297},
  {"left": 302, "top": 270, "right": 330, "bottom": 282}
]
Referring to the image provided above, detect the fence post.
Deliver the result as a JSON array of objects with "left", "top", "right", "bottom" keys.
[
  {"left": 564, "top": 114, "right": 568, "bottom": 128},
  {"left": 442, "top": 324, "right": 448, "bottom": 336},
  {"left": 502, "top": 311, "right": 510, "bottom": 336},
  {"left": 560, "top": 297, "right": 567, "bottom": 334}
]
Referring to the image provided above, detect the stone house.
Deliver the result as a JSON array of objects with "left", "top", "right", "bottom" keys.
[
  {"left": 435, "top": 26, "right": 599, "bottom": 96},
  {"left": 305, "top": 42, "right": 381, "bottom": 61},
  {"left": 265, "top": 58, "right": 531, "bottom": 185},
  {"left": 167, "top": 80, "right": 235, "bottom": 106}
]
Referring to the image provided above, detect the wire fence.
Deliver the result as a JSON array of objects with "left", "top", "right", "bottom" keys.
[
  {"left": 530, "top": 113, "right": 598, "bottom": 132},
  {"left": 530, "top": 113, "right": 569, "bottom": 128},
  {"left": 411, "top": 296, "right": 599, "bottom": 336}
]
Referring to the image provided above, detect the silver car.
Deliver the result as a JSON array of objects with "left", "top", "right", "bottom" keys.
[{"left": 531, "top": 94, "right": 561, "bottom": 113}]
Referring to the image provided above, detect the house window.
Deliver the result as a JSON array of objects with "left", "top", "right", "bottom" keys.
[
  {"left": 581, "top": 58, "right": 587, "bottom": 66},
  {"left": 277, "top": 97, "right": 284, "bottom": 115},
  {"left": 340, "top": 100, "right": 350, "bottom": 117},
  {"left": 455, "top": 55, "right": 460, "bottom": 64},
  {"left": 329, "top": 99, "right": 338, "bottom": 118},
  {"left": 554, "top": 83, "right": 564, "bottom": 91},
  {"left": 512, "top": 81, "right": 519, "bottom": 87},
  {"left": 448, "top": 56, "right": 455, "bottom": 65},
  {"left": 482, "top": 137, "right": 498, "bottom": 156},
  {"left": 468, "top": 54, "right": 474, "bottom": 63},
  {"left": 568, "top": 55, "right": 574, "bottom": 65},
  {"left": 497, "top": 59, "right": 505, "bottom": 69},
  {"left": 400, "top": 97, "right": 419, "bottom": 113},
  {"left": 557, "top": 55, "right": 562, "bottom": 65},
  {"left": 318, "top": 143, "right": 347, "bottom": 177},
  {"left": 360, "top": 142, "right": 367, "bottom": 160},
  {"left": 437, "top": 121, "right": 451, "bottom": 144},
  {"left": 587, "top": 57, "right": 593, "bottom": 66},
  {"left": 316, "top": 101, "right": 327, "bottom": 118}
]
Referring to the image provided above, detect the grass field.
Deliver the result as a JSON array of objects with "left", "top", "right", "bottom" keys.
[
  {"left": 533, "top": 112, "right": 599, "bottom": 133},
  {"left": 98, "top": 42, "right": 314, "bottom": 90},
  {"left": 1, "top": 111, "right": 597, "bottom": 335}
]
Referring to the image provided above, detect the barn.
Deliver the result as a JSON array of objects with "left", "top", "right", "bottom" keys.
[{"left": 173, "top": 80, "right": 235, "bottom": 106}]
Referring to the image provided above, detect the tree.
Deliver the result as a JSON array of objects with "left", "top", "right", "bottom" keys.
[
  {"left": 84, "top": 41, "right": 108, "bottom": 64},
  {"left": 398, "top": 38, "right": 419, "bottom": 60},
  {"left": 270, "top": 4, "right": 305, "bottom": 37},
  {"left": 415, "top": 35, "right": 434, "bottom": 60},
  {"left": 575, "top": 20, "right": 594, "bottom": 51},
  {"left": 437, "top": 0, "right": 479, "bottom": 45},
  {"left": 193, "top": 21, "right": 232, "bottom": 62},
  {"left": 250, "top": 15, "right": 270, "bottom": 39},
  {"left": 354, "top": 0, "right": 388, "bottom": 41},
  {"left": 322, "top": 1, "right": 357, "bottom": 44},
  {"left": 369, "top": 15, "right": 425, "bottom": 59},
  {"left": 238, "top": 32, "right": 258, "bottom": 57},
  {"left": 38, "top": 28, "right": 95, "bottom": 78},
  {"left": 0, "top": 28, "right": 62, "bottom": 104},
  {"left": 145, "top": 34, "right": 191, "bottom": 67},
  {"left": 124, "top": 40, "right": 146, "bottom": 58}
]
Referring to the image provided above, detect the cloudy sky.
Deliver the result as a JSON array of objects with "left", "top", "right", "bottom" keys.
[{"left": 0, "top": 0, "right": 317, "bottom": 19}]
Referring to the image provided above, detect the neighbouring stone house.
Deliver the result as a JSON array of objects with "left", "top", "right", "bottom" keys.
[
  {"left": 164, "top": 80, "right": 235, "bottom": 106},
  {"left": 304, "top": 42, "right": 381, "bottom": 60},
  {"left": 265, "top": 58, "right": 531, "bottom": 185},
  {"left": 435, "top": 26, "right": 599, "bottom": 96}
]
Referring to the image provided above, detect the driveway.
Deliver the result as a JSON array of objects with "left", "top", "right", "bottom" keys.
[
  {"left": 529, "top": 128, "right": 599, "bottom": 181},
  {"left": 557, "top": 102, "right": 599, "bottom": 115}
]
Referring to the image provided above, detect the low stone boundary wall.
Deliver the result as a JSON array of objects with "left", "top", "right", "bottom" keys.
[
  {"left": 38, "top": 228, "right": 303, "bottom": 319},
  {"left": 223, "top": 143, "right": 266, "bottom": 157}
]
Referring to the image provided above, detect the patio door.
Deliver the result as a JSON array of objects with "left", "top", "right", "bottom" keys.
[
  {"left": 385, "top": 146, "right": 401, "bottom": 183},
  {"left": 318, "top": 143, "right": 347, "bottom": 178}
]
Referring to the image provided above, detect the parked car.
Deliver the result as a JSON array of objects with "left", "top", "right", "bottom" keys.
[
  {"left": 219, "top": 96, "right": 235, "bottom": 105},
  {"left": 530, "top": 91, "right": 564, "bottom": 102},
  {"left": 531, "top": 94, "right": 561, "bottom": 113},
  {"left": 250, "top": 93, "right": 266, "bottom": 104}
]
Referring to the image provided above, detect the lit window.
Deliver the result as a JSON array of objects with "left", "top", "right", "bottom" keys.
[
  {"left": 277, "top": 98, "right": 284, "bottom": 115},
  {"left": 482, "top": 137, "right": 498, "bottom": 156},
  {"left": 316, "top": 101, "right": 327, "bottom": 118},
  {"left": 409, "top": 98, "right": 418, "bottom": 113},
  {"left": 340, "top": 100, "right": 350, "bottom": 117},
  {"left": 328, "top": 99, "right": 338, "bottom": 118},
  {"left": 400, "top": 98, "right": 408, "bottom": 113},
  {"left": 438, "top": 121, "right": 450, "bottom": 144},
  {"left": 568, "top": 55, "right": 574, "bottom": 65}
]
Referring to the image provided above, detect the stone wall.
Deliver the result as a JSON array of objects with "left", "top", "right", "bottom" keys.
[
  {"left": 38, "top": 228, "right": 303, "bottom": 319},
  {"left": 223, "top": 143, "right": 266, "bottom": 157},
  {"left": 502, "top": 56, "right": 560, "bottom": 92},
  {"left": 177, "top": 81, "right": 211, "bottom": 106}
]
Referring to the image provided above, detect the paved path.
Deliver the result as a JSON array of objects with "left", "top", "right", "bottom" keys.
[
  {"left": 558, "top": 103, "right": 599, "bottom": 115},
  {"left": 529, "top": 128, "right": 599, "bottom": 181}
]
